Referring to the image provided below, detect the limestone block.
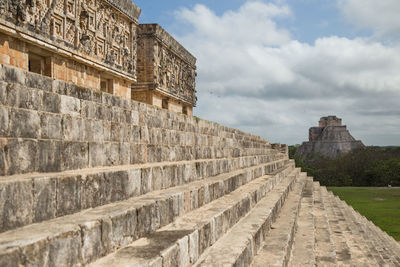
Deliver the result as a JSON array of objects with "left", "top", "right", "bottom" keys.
[
  {"left": 40, "top": 113, "right": 62, "bottom": 140},
  {"left": 148, "top": 145, "right": 162, "bottom": 163},
  {"left": 6, "top": 84, "right": 42, "bottom": 111},
  {"left": 62, "top": 115, "right": 85, "bottom": 141},
  {"left": 109, "top": 207, "right": 138, "bottom": 249},
  {"left": 140, "top": 126, "right": 150, "bottom": 143},
  {"left": 7, "top": 138, "right": 39, "bottom": 175},
  {"left": 198, "top": 222, "right": 212, "bottom": 255},
  {"left": 141, "top": 167, "right": 152, "bottom": 194},
  {"left": 0, "top": 139, "right": 7, "bottom": 176},
  {"left": 81, "top": 100, "right": 96, "bottom": 119},
  {"left": 0, "top": 106, "right": 9, "bottom": 137},
  {"left": 102, "top": 93, "right": 113, "bottom": 106},
  {"left": 9, "top": 108, "right": 41, "bottom": 138},
  {"left": 120, "top": 142, "right": 131, "bottom": 165},
  {"left": 26, "top": 72, "right": 52, "bottom": 92},
  {"left": 0, "top": 82, "right": 7, "bottom": 106},
  {"left": 131, "top": 110, "right": 139, "bottom": 125},
  {"left": 3, "top": 65, "right": 26, "bottom": 85},
  {"left": 151, "top": 166, "right": 163, "bottom": 191},
  {"left": 0, "top": 180, "right": 33, "bottom": 232},
  {"left": 33, "top": 176, "right": 57, "bottom": 222},
  {"left": 162, "top": 164, "right": 176, "bottom": 189},
  {"left": 161, "top": 244, "right": 179, "bottom": 267},
  {"left": 56, "top": 175, "right": 82, "bottom": 217},
  {"left": 137, "top": 200, "right": 160, "bottom": 236},
  {"left": 81, "top": 173, "right": 109, "bottom": 209},
  {"left": 80, "top": 220, "right": 103, "bottom": 264},
  {"left": 60, "top": 95, "right": 81, "bottom": 116},
  {"left": 86, "top": 120, "right": 105, "bottom": 142},
  {"left": 52, "top": 79, "right": 68, "bottom": 95},
  {"left": 102, "top": 121, "right": 112, "bottom": 141},
  {"left": 69, "top": 85, "right": 92, "bottom": 101},
  {"left": 105, "top": 170, "right": 138, "bottom": 202},
  {"left": 111, "top": 122, "right": 123, "bottom": 142},
  {"left": 48, "top": 227, "right": 82, "bottom": 267},
  {"left": 0, "top": 247, "right": 21, "bottom": 267},
  {"left": 42, "top": 91, "right": 61, "bottom": 113},
  {"left": 60, "top": 141, "right": 88, "bottom": 171},
  {"left": 96, "top": 104, "right": 112, "bottom": 121},
  {"left": 112, "top": 107, "right": 123, "bottom": 123},
  {"left": 92, "top": 90, "right": 102, "bottom": 104},
  {"left": 38, "top": 140, "right": 61, "bottom": 172},
  {"left": 158, "top": 198, "right": 173, "bottom": 227}
]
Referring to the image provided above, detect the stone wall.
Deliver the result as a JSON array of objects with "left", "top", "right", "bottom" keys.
[{"left": 0, "top": 64, "right": 271, "bottom": 176}]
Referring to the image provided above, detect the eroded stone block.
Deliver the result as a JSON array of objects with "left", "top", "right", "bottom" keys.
[
  {"left": 56, "top": 175, "right": 82, "bottom": 217},
  {"left": 42, "top": 91, "right": 61, "bottom": 113},
  {"left": 0, "top": 106, "right": 9, "bottom": 137},
  {"left": 33, "top": 176, "right": 57, "bottom": 222},
  {"left": 80, "top": 220, "right": 103, "bottom": 264},
  {"left": 9, "top": 108, "right": 41, "bottom": 138},
  {"left": 61, "top": 141, "right": 88, "bottom": 171},
  {"left": 26, "top": 71, "right": 52, "bottom": 91},
  {"left": 40, "top": 113, "right": 62, "bottom": 139},
  {"left": 0, "top": 180, "right": 33, "bottom": 232},
  {"left": 7, "top": 138, "right": 39, "bottom": 175},
  {"left": 39, "top": 140, "right": 61, "bottom": 172},
  {"left": 109, "top": 208, "right": 137, "bottom": 249},
  {"left": 48, "top": 228, "right": 82, "bottom": 266},
  {"left": 60, "top": 95, "right": 81, "bottom": 116}
]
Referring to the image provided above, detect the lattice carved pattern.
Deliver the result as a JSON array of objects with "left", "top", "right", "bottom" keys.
[
  {"left": 156, "top": 44, "right": 196, "bottom": 104},
  {"left": 0, "top": 0, "right": 136, "bottom": 76}
]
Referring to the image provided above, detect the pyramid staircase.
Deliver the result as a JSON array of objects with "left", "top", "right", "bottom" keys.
[{"left": 0, "top": 65, "right": 399, "bottom": 266}]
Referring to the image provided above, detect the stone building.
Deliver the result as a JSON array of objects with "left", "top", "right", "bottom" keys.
[
  {"left": 296, "top": 115, "right": 365, "bottom": 160},
  {"left": 0, "top": 0, "right": 196, "bottom": 114}
]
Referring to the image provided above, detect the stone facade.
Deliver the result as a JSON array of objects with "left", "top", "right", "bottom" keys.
[
  {"left": 133, "top": 24, "right": 196, "bottom": 115},
  {"left": 0, "top": 0, "right": 197, "bottom": 113},
  {"left": 296, "top": 115, "right": 364, "bottom": 160}
]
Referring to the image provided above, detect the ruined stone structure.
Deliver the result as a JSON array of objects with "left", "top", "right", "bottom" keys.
[
  {"left": 296, "top": 116, "right": 365, "bottom": 160},
  {"left": 0, "top": 0, "right": 195, "bottom": 114},
  {"left": 0, "top": 1, "right": 399, "bottom": 267}
]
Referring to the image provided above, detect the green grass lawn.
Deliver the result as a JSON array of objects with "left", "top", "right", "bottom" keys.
[{"left": 327, "top": 187, "right": 400, "bottom": 241}]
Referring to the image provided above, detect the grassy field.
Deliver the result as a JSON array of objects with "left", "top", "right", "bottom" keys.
[{"left": 327, "top": 187, "right": 400, "bottom": 241}]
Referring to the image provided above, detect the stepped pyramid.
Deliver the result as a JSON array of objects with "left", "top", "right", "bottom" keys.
[
  {"left": 0, "top": 0, "right": 399, "bottom": 265},
  {"left": 0, "top": 65, "right": 399, "bottom": 266}
]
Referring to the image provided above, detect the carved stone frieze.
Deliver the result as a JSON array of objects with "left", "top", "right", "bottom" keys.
[
  {"left": 136, "top": 24, "right": 197, "bottom": 106},
  {"left": 0, "top": 0, "right": 140, "bottom": 78}
]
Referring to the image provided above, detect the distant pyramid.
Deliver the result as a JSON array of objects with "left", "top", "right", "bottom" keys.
[{"left": 296, "top": 116, "right": 364, "bottom": 160}]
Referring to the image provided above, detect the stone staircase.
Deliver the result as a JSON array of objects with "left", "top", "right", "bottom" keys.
[{"left": 0, "top": 65, "right": 399, "bottom": 266}]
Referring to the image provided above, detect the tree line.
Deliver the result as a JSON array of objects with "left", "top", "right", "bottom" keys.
[{"left": 289, "top": 146, "right": 400, "bottom": 186}]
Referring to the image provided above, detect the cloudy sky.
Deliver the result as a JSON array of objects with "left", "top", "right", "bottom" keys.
[{"left": 134, "top": 0, "right": 400, "bottom": 146}]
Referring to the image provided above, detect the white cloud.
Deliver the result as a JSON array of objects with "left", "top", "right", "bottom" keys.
[
  {"left": 338, "top": 0, "right": 400, "bottom": 38},
  {"left": 174, "top": 1, "right": 400, "bottom": 146}
]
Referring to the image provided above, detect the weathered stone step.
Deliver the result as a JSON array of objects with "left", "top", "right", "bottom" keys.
[
  {"left": 339, "top": 198, "right": 400, "bottom": 266},
  {"left": 288, "top": 177, "right": 315, "bottom": 267},
  {"left": 329, "top": 194, "right": 379, "bottom": 266},
  {"left": 192, "top": 169, "right": 302, "bottom": 267},
  {"left": 320, "top": 187, "right": 352, "bottom": 266},
  {"left": 243, "top": 174, "right": 306, "bottom": 267},
  {"left": 88, "top": 167, "right": 300, "bottom": 267},
  {"left": 0, "top": 161, "right": 294, "bottom": 266},
  {"left": 313, "top": 182, "right": 337, "bottom": 266},
  {"left": 0, "top": 154, "right": 286, "bottom": 233},
  {"left": 325, "top": 191, "right": 374, "bottom": 266}
]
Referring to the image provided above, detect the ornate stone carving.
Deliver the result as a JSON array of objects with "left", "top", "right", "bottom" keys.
[
  {"left": 0, "top": 0, "right": 139, "bottom": 77},
  {"left": 155, "top": 43, "right": 196, "bottom": 104}
]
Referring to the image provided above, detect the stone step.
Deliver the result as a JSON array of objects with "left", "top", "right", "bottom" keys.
[
  {"left": 313, "top": 182, "right": 337, "bottom": 266},
  {"left": 245, "top": 174, "right": 306, "bottom": 267},
  {"left": 320, "top": 187, "right": 352, "bottom": 266},
  {"left": 329, "top": 195, "right": 380, "bottom": 265},
  {"left": 193, "top": 169, "right": 303, "bottom": 267},
  {"left": 0, "top": 161, "right": 295, "bottom": 266},
  {"left": 88, "top": 167, "right": 300, "bottom": 267},
  {"left": 288, "top": 176, "right": 315, "bottom": 267},
  {"left": 340, "top": 198, "right": 400, "bottom": 266},
  {"left": 0, "top": 154, "right": 286, "bottom": 233},
  {"left": 326, "top": 191, "right": 375, "bottom": 266}
]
